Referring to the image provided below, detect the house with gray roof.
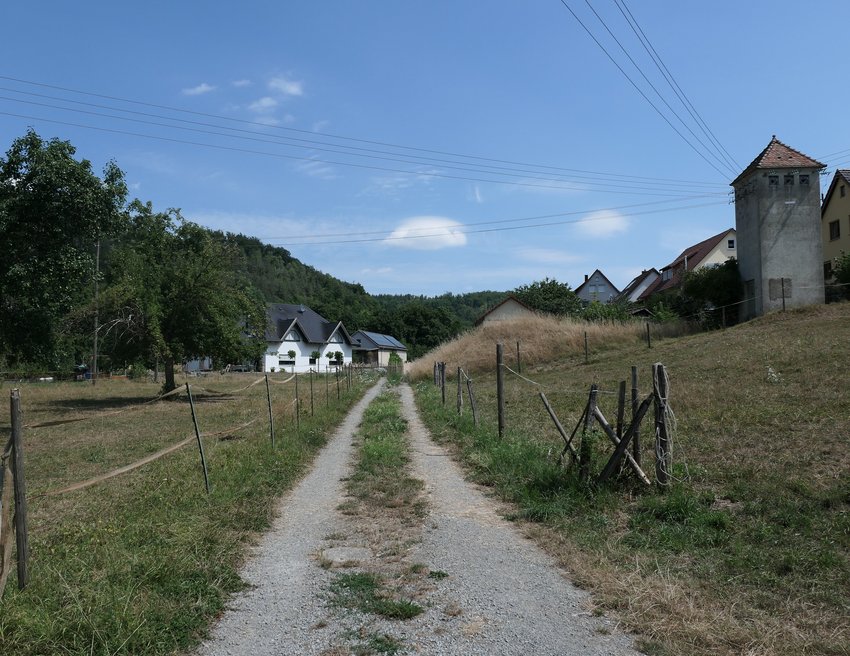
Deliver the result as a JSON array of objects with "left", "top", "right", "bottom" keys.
[
  {"left": 575, "top": 269, "right": 620, "bottom": 304},
  {"left": 351, "top": 331, "right": 408, "bottom": 367},
  {"left": 264, "top": 303, "right": 353, "bottom": 372}
]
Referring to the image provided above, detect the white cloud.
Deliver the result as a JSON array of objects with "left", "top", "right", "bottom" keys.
[
  {"left": 470, "top": 185, "right": 483, "bottom": 203},
  {"left": 384, "top": 216, "right": 467, "bottom": 250},
  {"left": 268, "top": 76, "right": 303, "bottom": 96},
  {"left": 232, "top": 79, "right": 252, "bottom": 87},
  {"left": 182, "top": 82, "right": 216, "bottom": 96},
  {"left": 516, "top": 248, "right": 584, "bottom": 264},
  {"left": 573, "top": 210, "right": 630, "bottom": 238},
  {"left": 248, "top": 96, "right": 278, "bottom": 113}
]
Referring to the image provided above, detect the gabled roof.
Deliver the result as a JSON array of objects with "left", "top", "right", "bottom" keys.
[
  {"left": 638, "top": 229, "right": 734, "bottom": 300},
  {"left": 821, "top": 169, "right": 850, "bottom": 217},
  {"left": 473, "top": 295, "right": 534, "bottom": 326},
  {"left": 352, "top": 330, "right": 407, "bottom": 352},
  {"left": 574, "top": 269, "right": 620, "bottom": 296},
  {"left": 615, "top": 268, "right": 659, "bottom": 302},
  {"left": 731, "top": 136, "right": 825, "bottom": 186},
  {"left": 264, "top": 304, "right": 352, "bottom": 345}
]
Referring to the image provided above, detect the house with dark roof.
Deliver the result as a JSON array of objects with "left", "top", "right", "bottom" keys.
[
  {"left": 351, "top": 331, "right": 408, "bottom": 367},
  {"left": 263, "top": 304, "right": 353, "bottom": 372},
  {"left": 575, "top": 269, "right": 619, "bottom": 304},
  {"left": 820, "top": 169, "right": 850, "bottom": 285},
  {"left": 615, "top": 269, "right": 660, "bottom": 304},
  {"left": 639, "top": 229, "right": 737, "bottom": 302},
  {"left": 474, "top": 295, "right": 536, "bottom": 326},
  {"left": 731, "top": 136, "right": 825, "bottom": 319}
]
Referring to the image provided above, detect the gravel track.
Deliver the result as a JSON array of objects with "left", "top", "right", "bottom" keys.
[{"left": 194, "top": 380, "right": 640, "bottom": 655}]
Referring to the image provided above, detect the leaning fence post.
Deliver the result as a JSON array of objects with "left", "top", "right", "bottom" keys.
[
  {"left": 631, "top": 365, "right": 641, "bottom": 466},
  {"left": 265, "top": 374, "right": 275, "bottom": 448},
  {"left": 652, "top": 363, "right": 672, "bottom": 487},
  {"left": 10, "top": 389, "right": 28, "bottom": 590},
  {"left": 496, "top": 344, "right": 505, "bottom": 439},
  {"left": 456, "top": 367, "right": 463, "bottom": 416},
  {"left": 579, "top": 384, "right": 598, "bottom": 482},
  {"left": 185, "top": 384, "right": 211, "bottom": 495},
  {"left": 466, "top": 376, "right": 479, "bottom": 428}
]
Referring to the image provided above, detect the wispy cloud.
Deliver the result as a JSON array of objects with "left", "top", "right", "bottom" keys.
[
  {"left": 248, "top": 96, "right": 278, "bottom": 113},
  {"left": 232, "top": 79, "right": 252, "bottom": 88},
  {"left": 470, "top": 184, "right": 483, "bottom": 203},
  {"left": 182, "top": 82, "right": 216, "bottom": 96},
  {"left": 296, "top": 157, "right": 337, "bottom": 180},
  {"left": 268, "top": 76, "right": 303, "bottom": 96},
  {"left": 384, "top": 216, "right": 467, "bottom": 250},
  {"left": 573, "top": 210, "right": 629, "bottom": 238}
]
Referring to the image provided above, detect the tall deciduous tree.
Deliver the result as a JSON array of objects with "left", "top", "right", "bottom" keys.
[
  {"left": 513, "top": 277, "right": 582, "bottom": 316},
  {"left": 103, "top": 201, "right": 266, "bottom": 391},
  {"left": 0, "top": 130, "right": 127, "bottom": 367}
]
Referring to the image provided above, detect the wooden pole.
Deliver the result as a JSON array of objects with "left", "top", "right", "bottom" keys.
[
  {"left": 721, "top": 305, "right": 727, "bottom": 328},
  {"left": 539, "top": 391, "right": 578, "bottom": 461},
  {"left": 326, "top": 370, "right": 329, "bottom": 407},
  {"left": 496, "top": 344, "right": 505, "bottom": 439},
  {"left": 185, "top": 384, "right": 211, "bottom": 495},
  {"left": 0, "top": 436, "right": 14, "bottom": 597},
  {"left": 616, "top": 380, "right": 626, "bottom": 440},
  {"left": 579, "top": 384, "right": 598, "bottom": 482},
  {"left": 92, "top": 239, "right": 100, "bottom": 386},
  {"left": 781, "top": 278, "right": 786, "bottom": 312},
  {"left": 295, "top": 374, "right": 301, "bottom": 432},
  {"left": 653, "top": 363, "right": 672, "bottom": 487},
  {"left": 10, "top": 390, "right": 28, "bottom": 589},
  {"left": 631, "top": 365, "right": 640, "bottom": 466},
  {"left": 584, "top": 331, "right": 589, "bottom": 364},
  {"left": 440, "top": 362, "right": 446, "bottom": 406},
  {"left": 467, "top": 377, "right": 479, "bottom": 428},
  {"left": 456, "top": 367, "right": 463, "bottom": 416},
  {"left": 336, "top": 367, "right": 340, "bottom": 401},
  {"left": 516, "top": 340, "right": 521, "bottom": 374},
  {"left": 265, "top": 374, "right": 275, "bottom": 448},
  {"left": 434, "top": 361, "right": 438, "bottom": 386},
  {"left": 646, "top": 323, "right": 652, "bottom": 349},
  {"left": 309, "top": 369, "right": 314, "bottom": 416}
]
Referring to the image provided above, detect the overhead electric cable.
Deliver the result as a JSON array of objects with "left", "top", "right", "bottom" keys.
[
  {"left": 556, "top": 0, "right": 730, "bottom": 180},
  {"left": 613, "top": 0, "right": 740, "bottom": 171},
  {"left": 0, "top": 110, "right": 729, "bottom": 198},
  {"left": 581, "top": 0, "right": 736, "bottom": 177}
]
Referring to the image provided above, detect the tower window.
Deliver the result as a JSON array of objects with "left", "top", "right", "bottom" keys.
[
  {"left": 784, "top": 174, "right": 794, "bottom": 186},
  {"left": 799, "top": 174, "right": 809, "bottom": 185},
  {"left": 829, "top": 220, "right": 840, "bottom": 241},
  {"left": 769, "top": 175, "right": 779, "bottom": 186},
  {"left": 727, "top": 239, "right": 735, "bottom": 249}
]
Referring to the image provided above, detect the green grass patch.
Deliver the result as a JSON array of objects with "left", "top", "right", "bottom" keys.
[{"left": 329, "top": 572, "right": 423, "bottom": 620}]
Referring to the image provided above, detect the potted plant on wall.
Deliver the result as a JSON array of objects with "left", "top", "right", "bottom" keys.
[
  {"left": 310, "top": 350, "right": 321, "bottom": 370},
  {"left": 325, "top": 352, "right": 334, "bottom": 371},
  {"left": 287, "top": 349, "right": 296, "bottom": 373}
]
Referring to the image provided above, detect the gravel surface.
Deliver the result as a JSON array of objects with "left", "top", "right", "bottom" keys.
[{"left": 194, "top": 380, "right": 641, "bottom": 655}]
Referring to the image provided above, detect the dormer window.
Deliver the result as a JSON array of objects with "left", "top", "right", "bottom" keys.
[{"left": 284, "top": 330, "right": 302, "bottom": 342}]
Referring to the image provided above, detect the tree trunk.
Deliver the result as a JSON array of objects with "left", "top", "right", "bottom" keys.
[{"left": 163, "top": 356, "right": 176, "bottom": 393}]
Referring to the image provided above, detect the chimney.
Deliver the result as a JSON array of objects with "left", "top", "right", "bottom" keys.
[{"left": 584, "top": 274, "right": 589, "bottom": 282}]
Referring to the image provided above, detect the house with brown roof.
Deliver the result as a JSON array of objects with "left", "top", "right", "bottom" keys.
[
  {"left": 820, "top": 169, "right": 850, "bottom": 285},
  {"left": 575, "top": 269, "right": 619, "bottom": 304},
  {"left": 731, "top": 136, "right": 825, "bottom": 319},
  {"left": 615, "top": 268, "right": 660, "bottom": 304},
  {"left": 639, "top": 229, "right": 736, "bottom": 301},
  {"left": 475, "top": 295, "right": 536, "bottom": 326}
]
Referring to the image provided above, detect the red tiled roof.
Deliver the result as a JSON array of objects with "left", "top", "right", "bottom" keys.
[
  {"left": 731, "top": 136, "right": 825, "bottom": 186},
  {"left": 822, "top": 169, "right": 850, "bottom": 217}
]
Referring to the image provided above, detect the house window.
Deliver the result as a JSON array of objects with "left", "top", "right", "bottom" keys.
[
  {"left": 284, "top": 331, "right": 301, "bottom": 342},
  {"left": 799, "top": 174, "right": 809, "bottom": 185},
  {"left": 842, "top": 185, "right": 846, "bottom": 198},
  {"left": 727, "top": 239, "right": 735, "bottom": 249},
  {"left": 768, "top": 175, "right": 779, "bottom": 186},
  {"left": 309, "top": 357, "right": 317, "bottom": 365},
  {"left": 784, "top": 174, "right": 794, "bottom": 186},
  {"left": 661, "top": 269, "right": 672, "bottom": 282},
  {"left": 829, "top": 220, "right": 840, "bottom": 241},
  {"left": 824, "top": 261, "right": 834, "bottom": 279},
  {"left": 278, "top": 358, "right": 294, "bottom": 367}
]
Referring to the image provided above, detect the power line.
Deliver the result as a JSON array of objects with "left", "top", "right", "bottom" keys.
[
  {"left": 0, "top": 109, "right": 730, "bottom": 198},
  {"left": 556, "top": 0, "right": 731, "bottom": 180},
  {"left": 581, "top": 0, "right": 736, "bottom": 177},
  {"left": 612, "top": 0, "right": 740, "bottom": 171},
  {"left": 0, "top": 73, "right": 727, "bottom": 190}
]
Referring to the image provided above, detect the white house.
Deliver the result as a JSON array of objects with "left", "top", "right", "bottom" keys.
[
  {"left": 474, "top": 295, "right": 536, "bottom": 325},
  {"left": 351, "top": 331, "right": 408, "bottom": 367},
  {"left": 263, "top": 304, "right": 353, "bottom": 373}
]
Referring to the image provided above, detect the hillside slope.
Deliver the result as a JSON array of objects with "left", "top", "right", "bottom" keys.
[{"left": 409, "top": 303, "right": 850, "bottom": 655}]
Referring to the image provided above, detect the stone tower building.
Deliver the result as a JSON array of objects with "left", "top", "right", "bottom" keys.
[{"left": 731, "top": 136, "right": 825, "bottom": 319}]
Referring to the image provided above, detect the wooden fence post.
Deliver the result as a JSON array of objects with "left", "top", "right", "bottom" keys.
[
  {"left": 295, "top": 374, "right": 301, "bottom": 432},
  {"left": 516, "top": 340, "right": 521, "bottom": 374},
  {"left": 653, "top": 363, "right": 672, "bottom": 487},
  {"left": 646, "top": 323, "right": 652, "bottom": 349},
  {"left": 616, "top": 380, "right": 626, "bottom": 440},
  {"left": 631, "top": 365, "right": 640, "bottom": 466},
  {"left": 440, "top": 362, "right": 446, "bottom": 406},
  {"left": 185, "top": 384, "right": 211, "bottom": 495},
  {"left": 433, "top": 361, "right": 438, "bottom": 386},
  {"left": 456, "top": 367, "right": 463, "bottom": 416},
  {"left": 336, "top": 367, "right": 340, "bottom": 401},
  {"left": 309, "top": 369, "right": 314, "bottom": 416},
  {"left": 265, "top": 374, "right": 275, "bottom": 448},
  {"left": 467, "top": 377, "right": 479, "bottom": 428},
  {"left": 584, "top": 332, "right": 589, "bottom": 364},
  {"left": 579, "top": 384, "right": 598, "bottom": 482},
  {"left": 496, "top": 344, "right": 505, "bottom": 439},
  {"left": 0, "top": 435, "right": 13, "bottom": 597},
  {"left": 10, "top": 390, "right": 28, "bottom": 590}
]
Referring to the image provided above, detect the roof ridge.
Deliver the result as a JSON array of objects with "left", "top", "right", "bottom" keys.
[{"left": 731, "top": 136, "right": 825, "bottom": 186}]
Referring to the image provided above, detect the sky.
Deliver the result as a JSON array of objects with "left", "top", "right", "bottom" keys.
[{"left": 3, "top": 1, "right": 850, "bottom": 296}]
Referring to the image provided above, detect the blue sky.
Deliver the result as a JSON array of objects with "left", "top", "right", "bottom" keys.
[{"left": 3, "top": 1, "right": 850, "bottom": 295}]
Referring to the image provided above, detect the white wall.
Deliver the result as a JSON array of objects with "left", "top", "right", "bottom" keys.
[{"left": 263, "top": 340, "right": 352, "bottom": 373}]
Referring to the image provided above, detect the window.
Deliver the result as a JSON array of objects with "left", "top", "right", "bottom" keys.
[
  {"left": 842, "top": 185, "right": 846, "bottom": 198},
  {"left": 278, "top": 358, "right": 294, "bottom": 367},
  {"left": 824, "top": 260, "right": 834, "bottom": 280},
  {"left": 727, "top": 239, "right": 735, "bottom": 249},
  {"left": 784, "top": 174, "right": 794, "bottom": 186},
  {"left": 309, "top": 357, "right": 317, "bottom": 365},
  {"left": 284, "top": 330, "right": 301, "bottom": 342},
  {"left": 661, "top": 269, "right": 672, "bottom": 282},
  {"left": 829, "top": 220, "right": 840, "bottom": 241},
  {"left": 768, "top": 175, "right": 779, "bottom": 186},
  {"left": 799, "top": 174, "right": 809, "bottom": 185}
]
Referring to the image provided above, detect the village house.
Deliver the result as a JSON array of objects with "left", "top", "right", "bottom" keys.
[
  {"left": 731, "top": 136, "right": 825, "bottom": 319},
  {"left": 263, "top": 303, "right": 353, "bottom": 373},
  {"left": 639, "top": 229, "right": 737, "bottom": 302},
  {"left": 351, "top": 330, "right": 408, "bottom": 367},
  {"left": 474, "top": 295, "right": 536, "bottom": 325},
  {"left": 615, "top": 268, "right": 660, "bottom": 304},
  {"left": 575, "top": 269, "right": 619, "bottom": 303},
  {"left": 820, "top": 169, "right": 850, "bottom": 289}
]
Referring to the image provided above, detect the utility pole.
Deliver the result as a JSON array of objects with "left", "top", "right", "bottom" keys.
[{"left": 92, "top": 239, "right": 100, "bottom": 385}]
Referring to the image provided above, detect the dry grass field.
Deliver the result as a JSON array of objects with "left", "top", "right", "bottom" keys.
[
  {"left": 0, "top": 370, "right": 373, "bottom": 655},
  {"left": 411, "top": 304, "right": 850, "bottom": 656}
]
